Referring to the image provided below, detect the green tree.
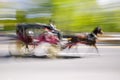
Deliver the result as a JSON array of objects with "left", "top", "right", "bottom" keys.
[{"left": 16, "top": 10, "right": 26, "bottom": 23}]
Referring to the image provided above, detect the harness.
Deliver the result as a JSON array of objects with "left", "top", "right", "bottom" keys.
[{"left": 86, "top": 33, "right": 97, "bottom": 45}]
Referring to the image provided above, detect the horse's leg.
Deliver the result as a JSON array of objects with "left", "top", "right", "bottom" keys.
[
  {"left": 73, "top": 43, "right": 79, "bottom": 53},
  {"left": 64, "top": 43, "right": 74, "bottom": 53},
  {"left": 93, "top": 44, "right": 100, "bottom": 56},
  {"left": 61, "top": 42, "right": 69, "bottom": 50},
  {"left": 61, "top": 42, "right": 73, "bottom": 50},
  {"left": 68, "top": 43, "right": 73, "bottom": 49}
]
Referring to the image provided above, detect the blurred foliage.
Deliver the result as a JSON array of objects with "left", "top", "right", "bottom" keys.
[
  {"left": 52, "top": 0, "right": 120, "bottom": 32},
  {"left": 26, "top": 17, "right": 50, "bottom": 23},
  {"left": 16, "top": 10, "right": 26, "bottom": 23},
  {"left": 0, "top": 0, "right": 120, "bottom": 32},
  {"left": 4, "top": 23, "right": 16, "bottom": 31}
]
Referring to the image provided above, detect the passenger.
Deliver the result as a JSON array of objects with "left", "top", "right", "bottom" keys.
[{"left": 38, "top": 27, "right": 59, "bottom": 44}]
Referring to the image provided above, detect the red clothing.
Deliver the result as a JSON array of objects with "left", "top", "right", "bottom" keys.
[{"left": 38, "top": 31, "right": 59, "bottom": 44}]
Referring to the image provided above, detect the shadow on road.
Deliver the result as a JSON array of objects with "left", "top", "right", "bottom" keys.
[{"left": 0, "top": 54, "right": 81, "bottom": 59}]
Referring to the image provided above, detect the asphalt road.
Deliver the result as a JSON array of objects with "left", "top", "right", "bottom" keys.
[{"left": 0, "top": 33, "right": 120, "bottom": 80}]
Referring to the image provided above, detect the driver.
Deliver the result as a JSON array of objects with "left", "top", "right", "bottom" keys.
[
  {"left": 49, "top": 19, "right": 62, "bottom": 40},
  {"left": 49, "top": 19, "right": 57, "bottom": 30}
]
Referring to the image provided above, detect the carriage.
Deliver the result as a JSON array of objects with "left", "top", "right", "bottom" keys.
[{"left": 9, "top": 23, "right": 61, "bottom": 57}]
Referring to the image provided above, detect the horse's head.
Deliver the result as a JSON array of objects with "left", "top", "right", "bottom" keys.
[{"left": 92, "top": 26, "right": 103, "bottom": 36}]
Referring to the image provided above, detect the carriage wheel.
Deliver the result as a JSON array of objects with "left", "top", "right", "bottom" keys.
[
  {"left": 8, "top": 40, "right": 35, "bottom": 57},
  {"left": 47, "top": 44, "right": 60, "bottom": 58}
]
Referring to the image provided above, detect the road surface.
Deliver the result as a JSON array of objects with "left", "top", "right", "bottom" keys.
[{"left": 0, "top": 33, "right": 120, "bottom": 80}]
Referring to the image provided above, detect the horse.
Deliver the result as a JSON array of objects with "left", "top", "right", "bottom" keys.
[{"left": 62, "top": 27, "right": 103, "bottom": 54}]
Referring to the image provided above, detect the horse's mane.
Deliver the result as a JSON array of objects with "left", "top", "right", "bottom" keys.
[{"left": 92, "top": 27, "right": 102, "bottom": 35}]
